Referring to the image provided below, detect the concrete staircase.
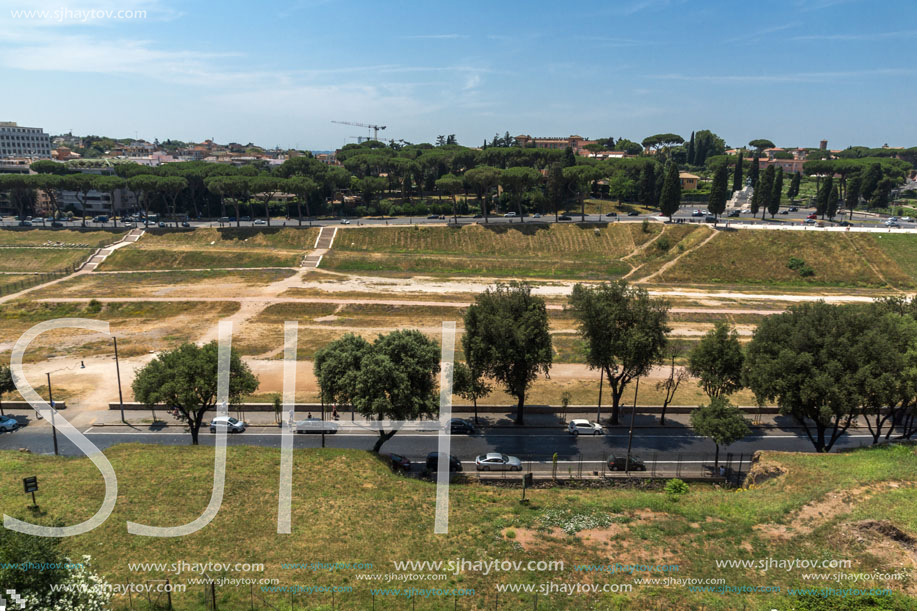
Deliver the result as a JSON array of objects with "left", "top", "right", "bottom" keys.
[
  {"left": 82, "top": 228, "right": 144, "bottom": 271},
  {"left": 301, "top": 226, "right": 336, "bottom": 268}
]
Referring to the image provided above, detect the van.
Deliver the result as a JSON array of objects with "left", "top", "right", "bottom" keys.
[{"left": 426, "top": 452, "right": 462, "bottom": 472}]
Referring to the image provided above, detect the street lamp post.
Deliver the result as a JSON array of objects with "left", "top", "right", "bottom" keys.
[
  {"left": 625, "top": 378, "right": 639, "bottom": 475},
  {"left": 114, "top": 337, "right": 125, "bottom": 423},
  {"left": 46, "top": 372, "right": 59, "bottom": 456}
]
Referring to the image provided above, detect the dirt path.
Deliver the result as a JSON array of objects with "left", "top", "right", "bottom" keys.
[{"left": 638, "top": 228, "right": 719, "bottom": 284}]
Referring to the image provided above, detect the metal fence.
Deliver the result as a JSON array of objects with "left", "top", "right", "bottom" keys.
[
  {"left": 0, "top": 263, "right": 77, "bottom": 296},
  {"left": 466, "top": 452, "right": 749, "bottom": 486}
]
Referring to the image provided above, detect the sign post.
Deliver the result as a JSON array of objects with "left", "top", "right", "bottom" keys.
[{"left": 23, "top": 476, "right": 38, "bottom": 509}]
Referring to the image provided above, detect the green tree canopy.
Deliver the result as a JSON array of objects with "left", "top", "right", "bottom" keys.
[
  {"left": 463, "top": 282, "right": 552, "bottom": 424},
  {"left": 658, "top": 162, "right": 681, "bottom": 220},
  {"left": 688, "top": 322, "right": 744, "bottom": 398},
  {"left": 568, "top": 281, "right": 669, "bottom": 425},
  {"left": 132, "top": 342, "right": 259, "bottom": 445},
  {"left": 690, "top": 396, "right": 751, "bottom": 468}
]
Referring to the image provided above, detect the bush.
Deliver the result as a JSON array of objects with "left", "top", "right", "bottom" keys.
[
  {"left": 641, "top": 219, "right": 650, "bottom": 233},
  {"left": 787, "top": 257, "right": 815, "bottom": 277},
  {"left": 665, "top": 478, "right": 689, "bottom": 500},
  {"left": 655, "top": 235, "right": 671, "bottom": 251},
  {"left": 86, "top": 298, "right": 103, "bottom": 314}
]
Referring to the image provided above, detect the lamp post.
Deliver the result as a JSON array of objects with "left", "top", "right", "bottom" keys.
[
  {"left": 46, "top": 372, "right": 59, "bottom": 456},
  {"left": 114, "top": 337, "right": 125, "bottom": 423},
  {"left": 625, "top": 378, "right": 639, "bottom": 475}
]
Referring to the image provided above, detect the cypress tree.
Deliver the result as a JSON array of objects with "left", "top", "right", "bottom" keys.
[
  {"left": 732, "top": 152, "right": 743, "bottom": 192},
  {"left": 787, "top": 171, "right": 801, "bottom": 200},
  {"left": 659, "top": 162, "right": 682, "bottom": 220},
  {"left": 639, "top": 163, "right": 656, "bottom": 207},
  {"left": 686, "top": 131, "right": 696, "bottom": 165},
  {"left": 768, "top": 167, "right": 783, "bottom": 218},
  {"left": 749, "top": 154, "right": 760, "bottom": 187},
  {"left": 827, "top": 184, "right": 840, "bottom": 219},
  {"left": 708, "top": 163, "right": 728, "bottom": 218},
  {"left": 757, "top": 165, "right": 775, "bottom": 220},
  {"left": 815, "top": 176, "right": 833, "bottom": 218}
]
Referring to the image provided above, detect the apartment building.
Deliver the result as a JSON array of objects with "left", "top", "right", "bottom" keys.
[{"left": 0, "top": 122, "right": 52, "bottom": 159}]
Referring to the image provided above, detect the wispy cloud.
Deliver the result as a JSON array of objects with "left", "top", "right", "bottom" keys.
[
  {"left": 792, "top": 29, "right": 917, "bottom": 41},
  {"left": 401, "top": 34, "right": 469, "bottom": 40},
  {"left": 724, "top": 21, "right": 800, "bottom": 44},
  {"left": 652, "top": 68, "right": 914, "bottom": 83}
]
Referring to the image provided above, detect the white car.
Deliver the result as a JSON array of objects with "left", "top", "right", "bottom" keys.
[
  {"left": 740, "top": 208, "right": 750, "bottom": 214},
  {"left": 0, "top": 415, "right": 19, "bottom": 432},
  {"left": 568, "top": 419, "right": 604, "bottom": 435},
  {"left": 340, "top": 219, "right": 351, "bottom": 224},
  {"left": 294, "top": 418, "right": 339, "bottom": 434},
  {"left": 475, "top": 452, "right": 522, "bottom": 471},
  {"left": 209, "top": 416, "right": 246, "bottom": 433},
  {"left": 885, "top": 220, "right": 900, "bottom": 227},
  {"left": 253, "top": 219, "right": 267, "bottom": 225},
  {"left": 503, "top": 212, "right": 517, "bottom": 217},
  {"left": 902, "top": 216, "right": 913, "bottom": 222}
]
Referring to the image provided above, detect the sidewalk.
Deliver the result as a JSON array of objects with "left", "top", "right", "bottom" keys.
[{"left": 86, "top": 406, "right": 856, "bottom": 432}]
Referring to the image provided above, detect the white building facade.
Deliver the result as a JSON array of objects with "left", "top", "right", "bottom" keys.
[{"left": 0, "top": 122, "right": 52, "bottom": 159}]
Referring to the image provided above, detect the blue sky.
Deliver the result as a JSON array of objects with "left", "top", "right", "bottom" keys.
[{"left": 2, "top": 0, "right": 915, "bottom": 150}]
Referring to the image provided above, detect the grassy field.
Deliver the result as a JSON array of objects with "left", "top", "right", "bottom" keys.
[
  {"left": 0, "top": 247, "right": 91, "bottom": 272},
  {"left": 656, "top": 229, "right": 917, "bottom": 288},
  {"left": 0, "top": 443, "right": 913, "bottom": 610},
  {"left": 0, "top": 300, "right": 240, "bottom": 362},
  {"left": 28, "top": 269, "right": 296, "bottom": 299},
  {"left": 322, "top": 223, "right": 666, "bottom": 278},
  {"left": 0, "top": 228, "right": 127, "bottom": 247},
  {"left": 100, "top": 227, "right": 319, "bottom": 270}
]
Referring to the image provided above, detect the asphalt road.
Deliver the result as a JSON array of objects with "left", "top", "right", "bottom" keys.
[
  {"left": 3, "top": 204, "right": 910, "bottom": 230},
  {"left": 0, "top": 423, "right": 876, "bottom": 462}
]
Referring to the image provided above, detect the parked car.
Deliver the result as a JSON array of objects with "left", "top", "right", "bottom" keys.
[
  {"left": 340, "top": 219, "right": 351, "bottom": 224},
  {"left": 558, "top": 215, "right": 572, "bottom": 221},
  {"left": 122, "top": 221, "right": 135, "bottom": 228},
  {"left": 50, "top": 221, "right": 64, "bottom": 228},
  {"left": 503, "top": 212, "right": 517, "bottom": 217},
  {"left": 704, "top": 215, "right": 717, "bottom": 223},
  {"left": 607, "top": 454, "right": 646, "bottom": 471},
  {"left": 219, "top": 216, "right": 230, "bottom": 223},
  {"left": 838, "top": 220, "right": 852, "bottom": 227},
  {"left": 627, "top": 211, "right": 640, "bottom": 216},
  {"left": 472, "top": 214, "right": 483, "bottom": 219},
  {"left": 691, "top": 209, "right": 704, "bottom": 217},
  {"left": 92, "top": 215, "right": 109, "bottom": 223},
  {"left": 475, "top": 453, "right": 522, "bottom": 471},
  {"left": 740, "top": 208, "right": 751, "bottom": 214},
  {"left": 18, "top": 221, "right": 32, "bottom": 227},
  {"left": 383, "top": 453, "right": 411, "bottom": 472},
  {"left": 568, "top": 419, "right": 604, "bottom": 435},
  {"left": 240, "top": 216, "right": 252, "bottom": 221},
  {"left": 181, "top": 221, "right": 191, "bottom": 228},
  {"left": 295, "top": 418, "right": 339, "bottom": 434},
  {"left": 788, "top": 206, "right": 799, "bottom": 212},
  {"left": 427, "top": 452, "right": 462, "bottom": 472},
  {"left": 806, "top": 213, "right": 818, "bottom": 219},
  {"left": 449, "top": 418, "right": 475, "bottom": 434},
  {"left": 727, "top": 210, "right": 740, "bottom": 217},
  {"left": 779, "top": 209, "right": 789, "bottom": 215},
  {"left": 158, "top": 222, "right": 167, "bottom": 228},
  {"left": 902, "top": 216, "right": 914, "bottom": 222},
  {"left": 888, "top": 216, "right": 899, "bottom": 222},
  {"left": 0, "top": 415, "right": 20, "bottom": 432},
  {"left": 885, "top": 220, "right": 900, "bottom": 228},
  {"left": 209, "top": 416, "right": 246, "bottom": 433},
  {"left": 253, "top": 219, "right": 267, "bottom": 225},
  {"left": 532, "top": 213, "right": 542, "bottom": 218},
  {"left": 804, "top": 218, "right": 817, "bottom": 224},
  {"left": 606, "top": 212, "right": 618, "bottom": 217},
  {"left": 427, "top": 214, "right": 439, "bottom": 219}
]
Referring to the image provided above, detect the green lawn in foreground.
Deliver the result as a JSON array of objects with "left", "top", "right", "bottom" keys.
[
  {"left": 0, "top": 228, "right": 127, "bottom": 248},
  {"left": 1, "top": 444, "right": 913, "bottom": 610},
  {"left": 99, "top": 248, "right": 301, "bottom": 270}
]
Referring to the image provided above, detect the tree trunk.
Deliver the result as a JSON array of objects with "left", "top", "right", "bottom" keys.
[
  {"left": 296, "top": 201, "right": 303, "bottom": 226},
  {"left": 515, "top": 393, "right": 525, "bottom": 425},
  {"left": 714, "top": 443, "right": 720, "bottom": 469},
  {"left": 372, "top": 429, "right": 397, "bottom": 454},
  {"left": 609, "top": 381, "right": 624, "bottom": 425}
]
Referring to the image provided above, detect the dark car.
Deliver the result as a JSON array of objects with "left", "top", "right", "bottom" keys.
[
  {"left": 727, "top": 210, "right": 740, "bottom": 217},
  {"left": 627, "top": 211, "right": 640, "bottom": 216},
  {"left": 18, "top": 221, "right": 32, "bottom": 227},
  {"left": 605, "top": 212, "right": 618, "bottom": 217},
  {"left": 558, "top": 215, "right": 572, "bottom": 221},
  {"left": 788, "top": 206, "right": 799, "bottom": 212},
  {"left": 779, "top": 209, "right": 789, "bottom": 215},
  {"left": 241, "top": 216, "right": 252, "bottom": 221},
  {"left": 426, "top": 452, "right": 462, "bottom": 472},
  {"left": 449, "top": 418, "right": 475, "bottom": 434},
  {"left": 427, "top": 214, "right": 440, "bottom": 219},
  {"left": 181, "top": 221, "right": 191, "bottom": 228},
  {"left": 704, "top": 215, "right": 717, "bottom": 223},
  {"left": 472, "top": 214, "right": 483, "bottom": 219},
  {"left": 51, "top": 221, "right": 64, "bottom": 228},
  {"left": 383, "top": 453, "right": 411, "bottom": 472},
  {"left": 607, "top": 454, "right": 646, "bottom": 471},
  {"left": 838, "top": 220, "right": 852, "bottom": 227}
]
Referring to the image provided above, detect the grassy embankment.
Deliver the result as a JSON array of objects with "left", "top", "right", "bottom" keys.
[
  {"left": 0, "top": 443, "right": 913, "bottom": 610},
  {"left": 100, "top": 227, "right": 320, "bottom": 270}
]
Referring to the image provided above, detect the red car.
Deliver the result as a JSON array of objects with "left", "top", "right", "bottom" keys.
[
  {"left": 806, "top": 213, "right": 818, "bottom": 220},
  {"left": 383, "top": 453, "right": 411, "bottom": 472}
]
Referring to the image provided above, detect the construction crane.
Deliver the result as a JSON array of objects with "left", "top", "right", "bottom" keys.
[{"left": 331, "top": 120, "right": 386, "bottom": 141}]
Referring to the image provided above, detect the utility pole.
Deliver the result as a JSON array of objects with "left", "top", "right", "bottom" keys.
[
  {"left": 625, "top": 378, "right": 639, "bottom": 475},
  {"left": 46, "top": 372, "right": 59, "bottom": 456},
  {"left": 114, "top": 336, "right": 125, "bottom": 423}
]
